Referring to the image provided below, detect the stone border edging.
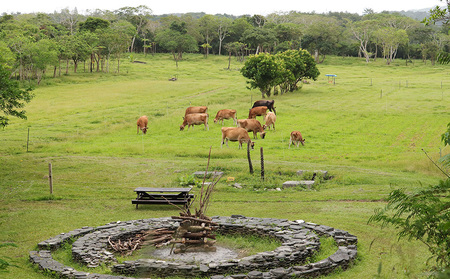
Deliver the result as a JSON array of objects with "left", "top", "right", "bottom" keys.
[{"left": 30, "top": 215, "right": 358, "bottom": 279}]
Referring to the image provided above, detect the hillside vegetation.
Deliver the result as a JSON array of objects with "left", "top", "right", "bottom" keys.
[{"left": 0, "top": 54, "right": 449, "bottom": 278}]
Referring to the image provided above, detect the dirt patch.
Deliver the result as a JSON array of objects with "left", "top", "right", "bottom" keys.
[{"left": 148, "top": 246, "right": 239, "bottom": 264}]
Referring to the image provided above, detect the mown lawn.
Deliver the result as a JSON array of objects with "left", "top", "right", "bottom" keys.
[{"left": 0, "top": 53, "right": 449, "bottom": 278}]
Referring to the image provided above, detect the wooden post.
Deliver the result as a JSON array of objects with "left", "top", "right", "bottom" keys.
[
  {"left": 49, "top": 163, "right": 53, "bottom": 194},
  {"left": 260, "top": 147, "right": 264, "bottom": 181},
  {"left": 27, "top": 128, "right": 30, "bottom": 152},
  {"left": 247, "top": 141, "right": 253, "bottom": 174}
]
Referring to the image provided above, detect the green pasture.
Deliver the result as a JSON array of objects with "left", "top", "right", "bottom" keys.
[{"left": 0, "top": 54, "right": 449, "bottom": 278}]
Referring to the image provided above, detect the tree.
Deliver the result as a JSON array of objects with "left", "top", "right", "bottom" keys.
[
  {"left": 423, "top": 0, "right": 450, "bottom": 64},
  {"left": 28, "top": 39, "right": 59, "bottom": 84},
  {"left": 374, "top": 27, "right": 408, "bottom": 65},
  {"left": 240, "top": 52, "right": 285, "bottom": 98},
  {"left": 440, "top": 122, "right": 450, "bottom": 168},
  {"left": 115, "top": 5, "right": 152, "bottom": 53},
  {"left": 422, "top": 42, "right": 440, "bottom": 65},
  {"left": 423, "top": 0, "right": 450, "bottom": 25},
  {"left": 302, "top": 16, "right": 342, "bottom": 63},
  {"left": 368, "top": 179, "right": 449, "bottom": 270},
  {"left": 155, "top": 26, "right": 197, "bottom": 66},
  {"left": 276, "top": 49, "right": 320, "bottom": 93},
  {"left": 198, "top": 15, "right": 218, "bottom": 57},
  {"left": 78, "top": 17, "right": 110, "bottom": 32},
  {"left": 0, "top": 64, "right": 34, "bottom": 128},
  {"left": 241, "top": 27, "right": 277, "bottom": 54},
  {"left": 349, "top": 20, "right": 379, "bottom": 63},
  {"left": 216, "top": 17, "right": 232, "bottom": 55},
  {"left": 0, "top": 41, "right": 15, "bottom": 68}
]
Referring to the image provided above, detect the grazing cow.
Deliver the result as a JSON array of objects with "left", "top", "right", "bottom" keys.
[
  {"left": 221, "top": 127, "right": 255, "bottom": 149},
  {"left": 252, "top": 100, "right": 276, "bottom": 114},
  {"left": 137, "top": 115, "right": 148, "bottom": 134},
  {"left": 185, "top": 106, "right": 208, "bottom": 116},
  {"left": 248, "top": 106, "right": 268, "bottom": 119},
  {"left": 263, "top": 111, "right": 276, "bottom": 131},
  {"left": 180, "top": 113, "right": 209, "bottom": 131},
  {"left": 214, "top": 109, "right": 237, "bottom": 125},
  {"left": 237, "top": 119, "right": 266, "bottom": 139},
  {"left": 289, "top": 131, "right": 306, "bottom": 148}
]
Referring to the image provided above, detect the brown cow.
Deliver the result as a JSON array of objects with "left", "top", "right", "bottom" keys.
[
  {"left": 289, "top": 131, "right": 306, "bottom": 148},
  {"left": 263, "top": 111, "right": 276, "bottom": 131},
  {"left": 137, "top": 115, "right": 148, "bottom": 134},
  {"left": 237, "top": 119, "right": 266, "bottom": 139},
  {"left": 180, "top": 113, "right": 209, "bottom": 131},
  {"left": 214, "top": 109, "right": 237, "bottom": 125},
  {"left": 248, "top": 106, "right": 268, "bottom": 119},
  {"left": 185, "top": 106, "right": 207, "bottom": 116},
  {"left": 221, "top": 127, "right": 255, "bottom": 149},
  {"left": 252, "top": 100, "right": 276, "bottom": 114}
]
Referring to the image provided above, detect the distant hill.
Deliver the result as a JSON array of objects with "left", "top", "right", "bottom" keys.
[{"left": 395, "top": 7, "right": 432, "bottom": 21}]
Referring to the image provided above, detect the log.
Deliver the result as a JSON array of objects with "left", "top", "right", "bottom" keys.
[
  {"left": 171, "top": 239, "right": 216, "bottom": 245},
  {"left": 185, "top": 226, "right": 212, "bottom": 232},
  {"left": 171, "top": 216, "right": 218, "bottom": 226}
]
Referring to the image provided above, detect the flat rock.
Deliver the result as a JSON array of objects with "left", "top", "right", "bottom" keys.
[{"left": 282, "top": 181, "right": 315, "bottom": 189}]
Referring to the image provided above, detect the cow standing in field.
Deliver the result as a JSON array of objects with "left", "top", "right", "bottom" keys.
[
  {"left": 180, "top": 113, "right": 209, "bottom": 131},
  {"left": 137, "top": 115, "right": 148, "bottom": 134},
  {"left": 289, "top": 131, "right": 306, "bottom": 148},
  {"left": 214, "top": 109, "right": 237, "bottom": 125},
  {"left": 184, "top": 106, "right": 208, "bottom": 116},
  {"left": 221, "top": 127, "right": 255, "bottom": 149},
  {"left": 263, "top": 111, "right": 276, "bottom": 131},
  {"left": 237, "top": 119, "right": 266, "bottom": 139},
  {"left": 248, "top": 106, "right": 268, "bottom": 119},
  {"left": 252, "top": 100, "right": 276, "bottom": 115}
]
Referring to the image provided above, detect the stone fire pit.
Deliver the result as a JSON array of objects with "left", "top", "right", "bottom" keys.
[{"left": 30, "top": 215, "right": 358, "bottom": 278}]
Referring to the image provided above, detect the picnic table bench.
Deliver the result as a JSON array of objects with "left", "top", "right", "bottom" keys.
[{"left": 132, "top": 187, "right": 194, "bottom": 209}]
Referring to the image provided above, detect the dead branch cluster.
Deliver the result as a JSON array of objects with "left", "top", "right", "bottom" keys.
[{"left": 108, "top": 228, "right": 175, "bottom": 256}]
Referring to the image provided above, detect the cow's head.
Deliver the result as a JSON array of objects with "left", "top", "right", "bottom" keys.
[
  {"left": 179, "top": 125, "right": 185, "bottom": 131},
  {"left": 260, "top": 131, "right": 266, "bottom": 139},
  {"left": 213, "top": 118, "right": 218, "bottom": 124},
  {"left": 142, "top": 127, "right": 148, "bottom": 134},
  {"left": 300, "top": 138, "right": 306, "bottom": 146}
]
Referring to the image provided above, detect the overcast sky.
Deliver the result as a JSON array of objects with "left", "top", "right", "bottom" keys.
[{"left": 1, "top": 0, "right": 444, "bottom": 16}]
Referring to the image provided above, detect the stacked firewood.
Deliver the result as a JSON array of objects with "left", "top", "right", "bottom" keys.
[
  {"left": 170, "top": 214, "right": 218, "bottom": 254},
  {"left": 108, "top": 228, "right": 175, "bottom": 256}
]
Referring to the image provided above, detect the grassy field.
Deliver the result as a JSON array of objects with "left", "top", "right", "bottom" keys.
[{"left": 1, "top": 53, "right": 449, "bottom": 279}]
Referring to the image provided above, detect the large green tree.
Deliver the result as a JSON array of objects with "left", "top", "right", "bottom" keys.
[
  {"left": 0, "top": 64, "right": 34, "bottom": 128},
  {"left": 276, "top": 49, "right": 320, "bottom": 93},
  {"left": 241, "top": 52, "right": 284, "bottom": 98}
]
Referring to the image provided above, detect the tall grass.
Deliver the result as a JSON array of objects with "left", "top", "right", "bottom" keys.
[{"left": 0, "top": 53, "right": 448, "bottom": 278}]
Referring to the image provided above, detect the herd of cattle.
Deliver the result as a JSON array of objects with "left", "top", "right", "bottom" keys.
[{"left": 136, "top": 99, "right": 305, "bottom": 149}]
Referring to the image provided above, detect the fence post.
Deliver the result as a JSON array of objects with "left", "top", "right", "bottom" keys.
[
  {"left": 49, "top": 162, "right": 53, "bottom": 195},
  {"left": 260, "top": 147, "right": 264, "bottom": 181},
  {"left": 247, "top": 141, "right": 253, "bottom": 174},
  {"left": 27, "top": 128, "right": 30, "bottom": 152}
]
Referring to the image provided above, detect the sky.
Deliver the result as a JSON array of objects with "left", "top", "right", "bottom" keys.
[{"left": 0, "top": 0, "right": 445, "bottom": 16}]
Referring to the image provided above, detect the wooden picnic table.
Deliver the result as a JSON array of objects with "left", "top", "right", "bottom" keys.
[{"left": 132, "top": 187, "right": 194, "bottom": 209}]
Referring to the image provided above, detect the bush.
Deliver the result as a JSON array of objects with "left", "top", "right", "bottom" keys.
[{"left": 368, "top": 179, "right": 450, "bottom": 270}]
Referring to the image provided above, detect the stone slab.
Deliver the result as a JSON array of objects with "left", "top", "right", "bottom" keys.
[{"left": 282, "top": 180, "right": 315, "bottom": 189}]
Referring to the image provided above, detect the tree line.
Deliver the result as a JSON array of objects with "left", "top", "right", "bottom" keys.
[{"left": 0, "top": 5, "right": 449, "bottom": 84}]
